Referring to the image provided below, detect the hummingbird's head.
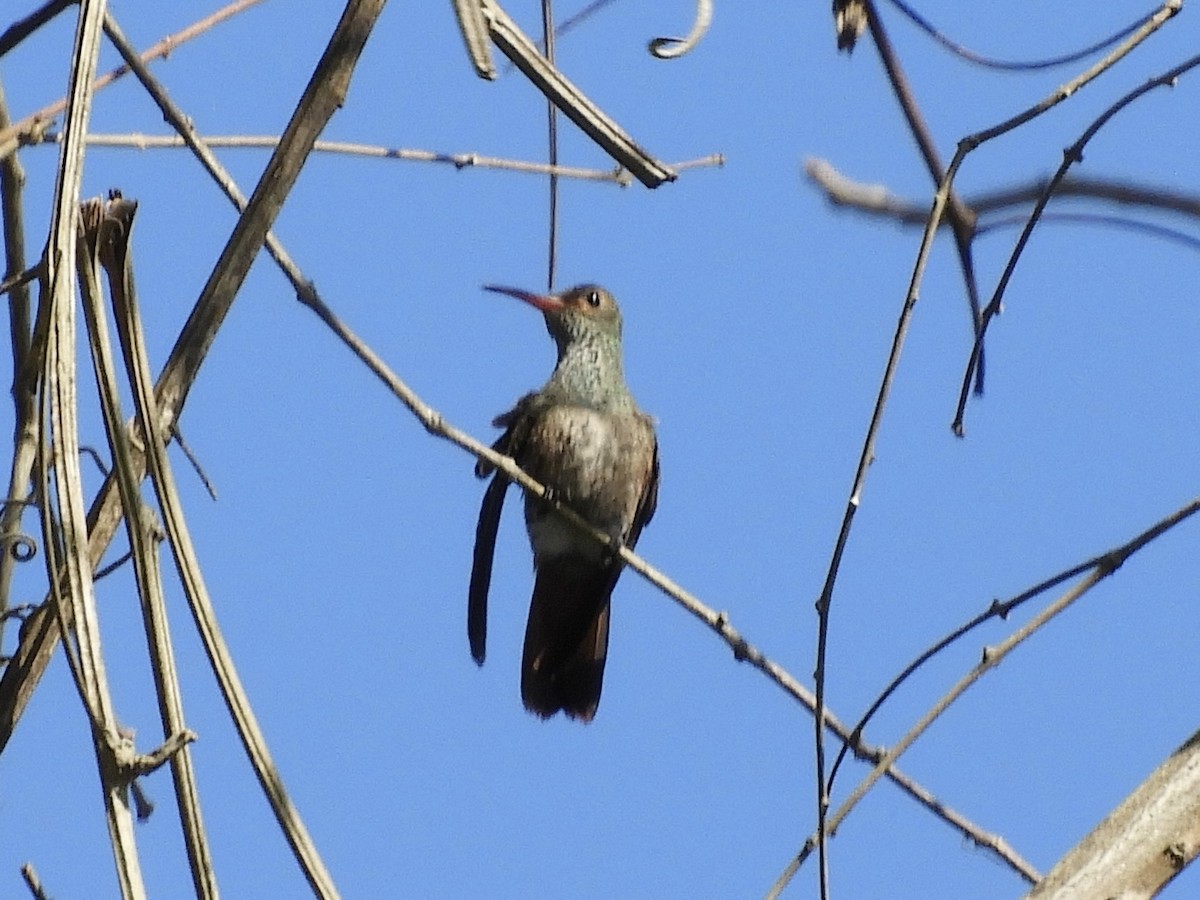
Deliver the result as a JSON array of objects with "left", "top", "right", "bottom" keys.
[{"left": 483, "top": 283, "right": 623, "bottom": 352}]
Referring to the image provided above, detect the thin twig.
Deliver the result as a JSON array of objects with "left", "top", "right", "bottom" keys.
[
  {"left": 807, "top": 50, "right": 979, "bottom": 890},
  {"left": 828, "top": 541, "right": 1132, "bottom": 790},
  {"left": 168, "top": 424, "right": 217, "bottom": 501},
  {"left": 770, "top": 496, "right": 1200, "bottom": 898},
  {"left": 542, "top": 0, "right": 558, "bottom": 291},
  {"left": 865, "top": 0, "right": 986, "bottom": 396},
  {"left": 887, "top": 0, "right": 1162, "bottom": 71},
  {"left": 0, "top": 85, "right": 39, "bottom": 641},
  {"left": 0, "top": 0, "right": 75, "bottom": 58},
  {"left": 0, "top": 0, "right": 267, "bottom": 162},
  {"left": 952, "top": 47, "right": 1199, "bottom": 435},
  {"left": 954, "top": 0, "right": 1181, "bottom": 151},
  {"left": 977, "top": 212, "right": 1200, "bottom": 253},
  {"left": 42, "top": 132, "right": 727, "bottom": 184},
  {"left": 19, "top": 862, "right": 51, "bottom": 900},
  {"left": 806, "top": 158, "right": 1200, "bottom": 225}
]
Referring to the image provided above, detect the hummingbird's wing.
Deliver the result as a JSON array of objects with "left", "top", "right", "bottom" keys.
[
  {"left": 624, "top": 423, "right": 659, "bottom": 552},
  {"left": 468, "top": 472, "right": 508, "bottom": 665},
  {"left": 474, "top": 392, "right": 540, "bottom": 478}
]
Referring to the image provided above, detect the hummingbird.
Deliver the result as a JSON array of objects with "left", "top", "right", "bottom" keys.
[{"left": 468, "top": 283, "right": 659, "bottom": 722}]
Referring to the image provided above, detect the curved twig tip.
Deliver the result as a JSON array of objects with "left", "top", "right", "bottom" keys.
[{"left": 649, "top": 0, "right": 712, "bottom": 59}]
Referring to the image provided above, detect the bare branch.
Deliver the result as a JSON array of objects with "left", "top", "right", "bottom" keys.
[
  {"left": 0, "top": 0, "right": 268, "bottom": 162},
  {"left": 952, "top": 49, "right": 1200, "bottom": 435},
  {"left": 771, "top": 496, "right": 1200, "bottom": 897},
  {"left": 1025, "top": 729, "right": 1200, "bottom": 899}
]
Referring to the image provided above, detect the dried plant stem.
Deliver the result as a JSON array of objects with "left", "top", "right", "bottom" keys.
[
  {"left": 0, "top": 84, "right": 39, "bottom": 640},
  {"left": 42, "top": 0, "right": 150, "bottom": 895},
  {"left": 19, "top": 861, "right": 50, "bottom": 900},
  {"left": 1, "top": 4, "right": 387, "bottom": 895},
  {"left": 79, "top": 198, "right": 217, "bottom": 898},
  {"left": 482, "top": 0, "right": 675, "bottom": 187}
]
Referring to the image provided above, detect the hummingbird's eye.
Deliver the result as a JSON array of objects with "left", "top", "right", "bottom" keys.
[{"left": 586, "top": 290, "right": 601, "bottom": 308}]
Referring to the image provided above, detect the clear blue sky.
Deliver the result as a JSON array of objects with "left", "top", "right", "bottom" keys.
[{"left": 2, "top": 2, "right": 1198, "bottom": 897}]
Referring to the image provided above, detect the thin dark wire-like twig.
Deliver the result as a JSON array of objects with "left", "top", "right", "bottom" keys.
[
  {"left": 499, "top": 0, "right": 618, "bottom": 74},
  {"left": 952, "top": 47, "right": 1200, "bottom": 435},
  {"left": 806, "top": 158, "right": 1200, "bottom": 226},
  {"left": 888, "top": 0, "right": 1160, "bottom": 71},
  {"left": 864, "top": 0, "right": 986, "bottom": 397},
  {"left": 0, "top": 0, "right": 75, "bottom": 58},
  {"left": 977, "top": 212, "right": 1200, "bottom": 252},
  {"left": 812, "top": 5, "right": 990, "bottom": 888},
  {"left": 543, "top": 0, "right": 559, "bottom": 291}
]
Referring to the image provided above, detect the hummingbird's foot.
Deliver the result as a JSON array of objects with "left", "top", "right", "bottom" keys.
[
  {"left": 599, "top": 526, "right": 625, "bottom": 567},
  {"left": 539, "top": 484, "right": 559, "bottom": 508}
]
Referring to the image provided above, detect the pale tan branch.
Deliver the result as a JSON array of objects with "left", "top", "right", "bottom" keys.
[
  {"left": 805, "top": 157, "right": 1200, "bottom": 225},
  {"left": 40, "top": 131, "right": 723, "bottom": 185},
  {"left": 0, "top": 0, "right": 267, "bottom": 161}
]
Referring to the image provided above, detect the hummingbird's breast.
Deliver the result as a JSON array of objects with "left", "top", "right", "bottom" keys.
[{"left": 520, "top": 403, "right": 654, "bottom": 562}]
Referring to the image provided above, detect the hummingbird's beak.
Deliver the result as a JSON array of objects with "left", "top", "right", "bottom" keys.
[{"left": 483, "top": 284, "right": 564, "bottom": 313}]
